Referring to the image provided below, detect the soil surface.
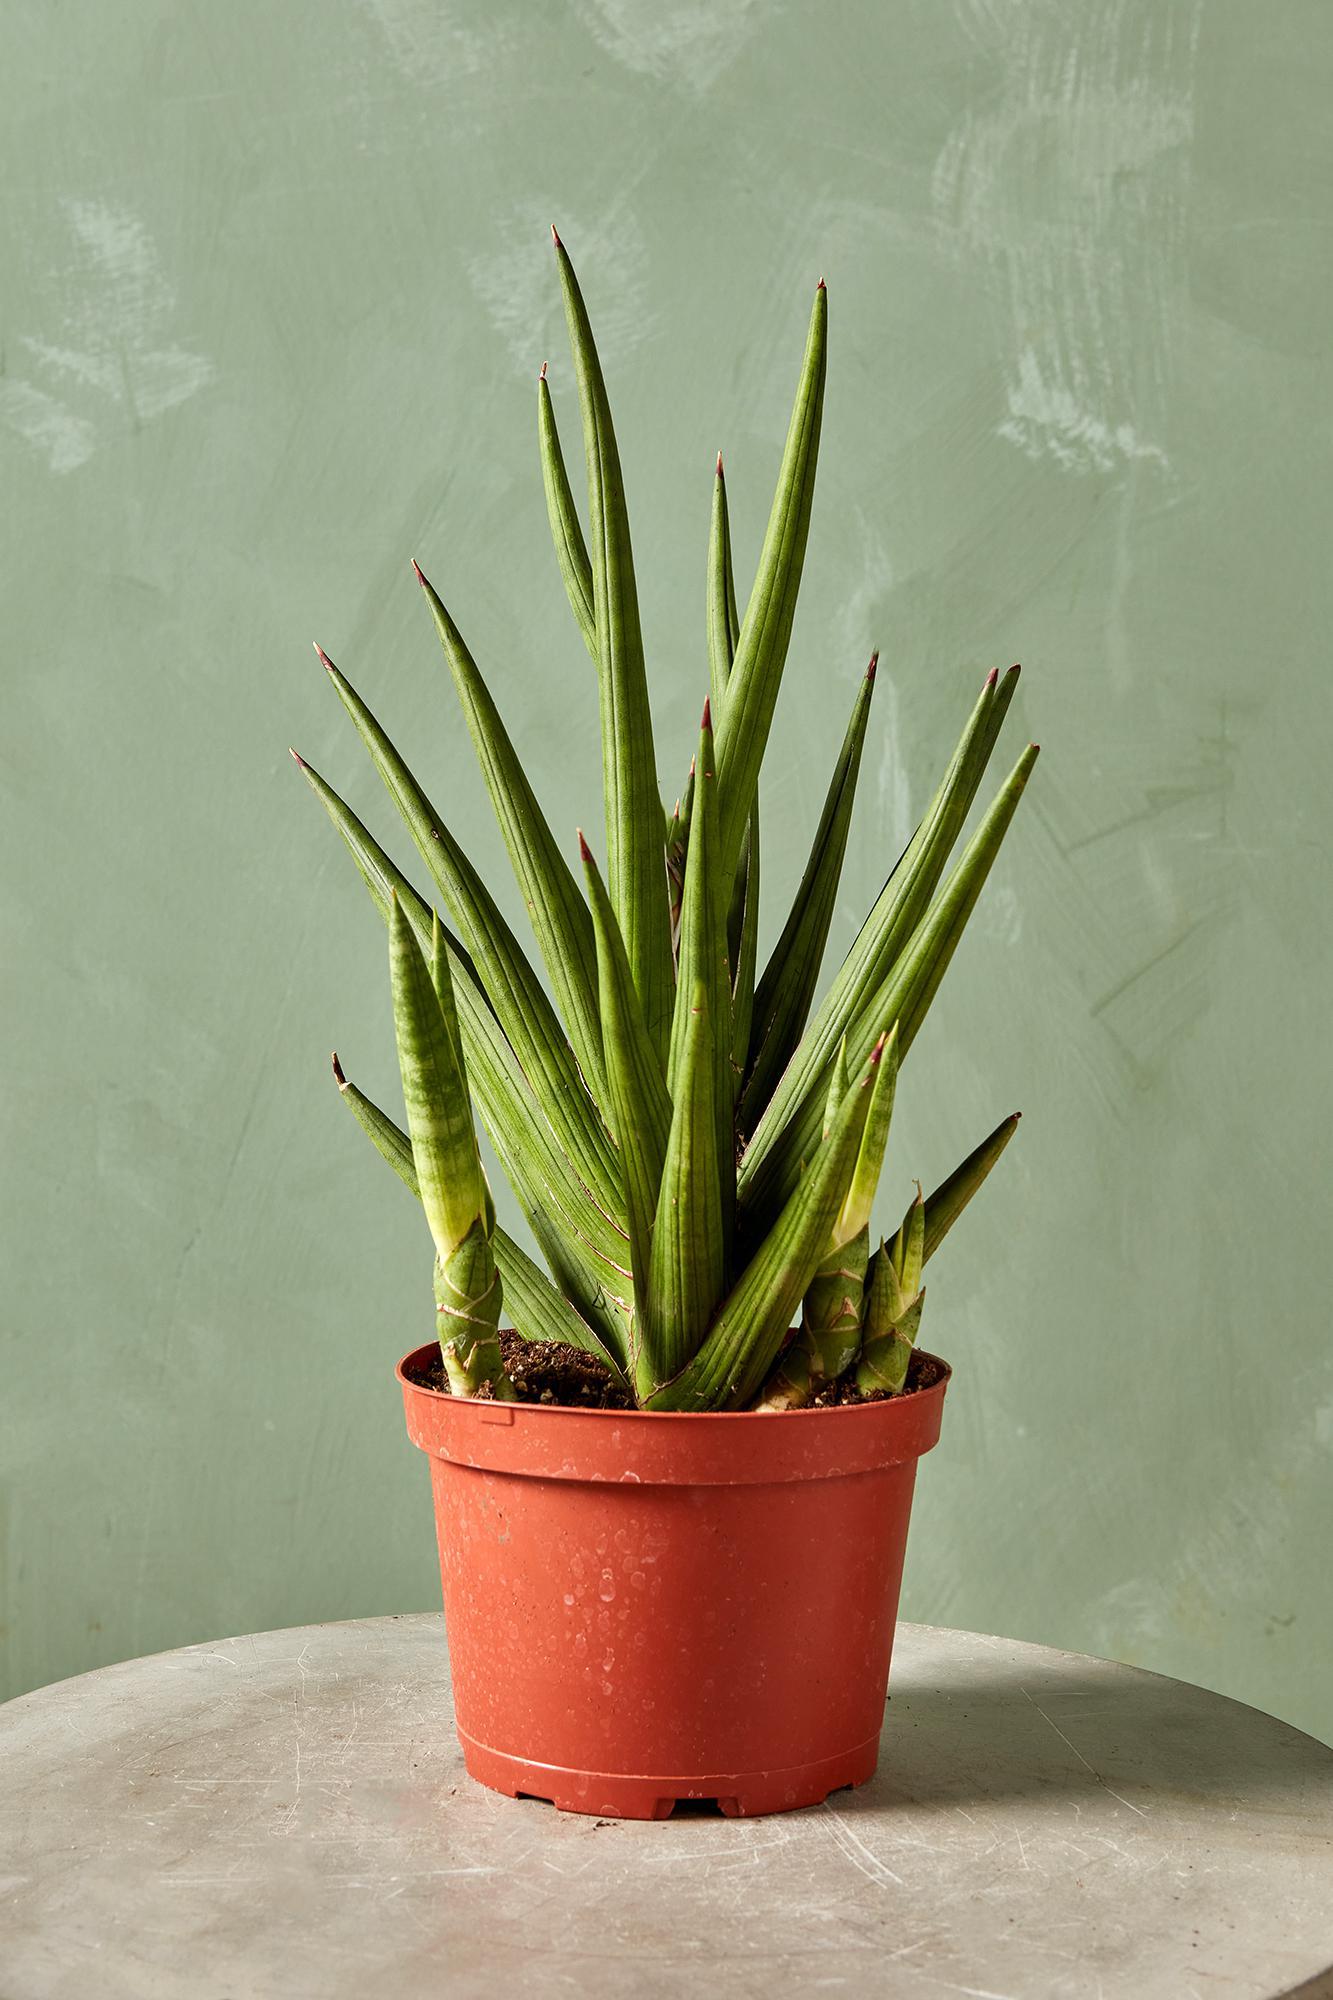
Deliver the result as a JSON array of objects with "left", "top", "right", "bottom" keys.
[
  {"left": 411, "top": 1335, "right": 635, "bottom": 1409},
  {"left": 808, "top": 1351, "right": 946, "bottom": 1404},
  {"left": 407, "top": 1336, "right": 944, "bottom": 1411}
]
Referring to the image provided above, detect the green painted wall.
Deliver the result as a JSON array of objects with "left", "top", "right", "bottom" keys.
[{"left": 5, "top": 0, "right": 1331, "bottom": 1744}]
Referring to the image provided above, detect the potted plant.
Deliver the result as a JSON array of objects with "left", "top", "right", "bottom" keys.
[{"left": 294, "top": 231, "right": 1036, "bottom": 1819}]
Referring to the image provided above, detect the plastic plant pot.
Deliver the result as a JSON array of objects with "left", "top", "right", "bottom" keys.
[{"left": 398, "top": 1341, "right": 949, "bottom": 1820}]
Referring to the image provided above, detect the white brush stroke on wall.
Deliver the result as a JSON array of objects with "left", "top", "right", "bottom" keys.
[
  {"left": 0, "top": 200, "right": 214, "bottom": 473},
  {"left": 357, "top": 0, "right": 504, "bottom": 83},
  {"left": 934, "top": 0, "right": 1201, "bottom": 475},
  {"left": 571, "top": 0, "right": 761, "bottom": 91}
]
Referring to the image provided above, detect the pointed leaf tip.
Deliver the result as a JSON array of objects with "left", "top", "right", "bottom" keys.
[
  {"left": 867, "top": 652, "right": 879, "bottom": 679},
  {"left": 985, "top": 667, "right": 999, "bottom": 689},
  {"left": 817, "top": 276, "right": 826, "bottom": 291},
  {"left": 411, "top": 558, "right": 427, "bottom": 587},
  {"left": 577, "top": 829, "right": 593, "bottom": 864},
  {"left": 289, "top": 747, "right": 307, "bottom": 768},
  {"left": 539, "top": 359, "right": 548, "bottom": 380},
  {"left": 716, "top": 450, "right": 724, "bottom": 477},
  {"left": 551, "top": 223, "right": 563, "bottom": 248},
  {"left": 314, "top": 643, "right": 335, "bottom": 672},
  {"left": 701, "top": 695, "right": 712, "bottom": 732},
  {"left": 331, "top": 1052, "right": 347, "bottom": 1088}
]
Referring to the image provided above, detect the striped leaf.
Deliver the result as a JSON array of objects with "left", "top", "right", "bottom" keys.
[
  {"left": 414, "top": 563, "right": 606, "bottom": 1100},
  {"left": 837, "top": 1021, "right": 899, "bottom": 1244},
  {"left": 538, "top": 364, "right": 596, "bottom": 661},
  {"left": 668, "top": 702, "right": 733, "bottom": 1225},
  {"left": 740, "top": 656, "right": 877, "bottom": 1133},
  {"left": 296, "top": 756, "right": 632, "bottom": 1332},
  {"left": 554, "top": 231, "right": 675, "bottom": 1061},
  {"left": 319, "top": 648, "right": 622, "bottom": 1219},
  {"left": 729, "top": 820, "right": 760, "bottom": 1073},
  {"left": 332, "top": 1047, "right": 627, "bottom": 1380},
  {"left": 579, "top": 832, "right": 672, "bottom": 1322},
  {"left": 742, "top": 743, "right": 1039, "bottom": 1228},
  {"left": 332, "top": 1050, "right": 420, "bottom": 1195},
  {"left": 856, "top": 1247, "right": 925, "bottom": 1396},
  {"left": 890, "top": 1184, "right": 926, "bottom": 1300},
  {"left": 642, "top": 980, "right": 725, "bottom": 1397},
  {"left": 923, "top": 1111, "right": 1021, "bottom": 1265},
  {"left": 705, "top": 449, "right": 760, "bottom": 1068},
  {"left": 707, "top": 451, "right": 740, "bottom": 718},
  {"left": 294, "top": 752, "right": 444, "bottom": 962},
  {"left": 388, "top": 894, "right": 484, "bottom": 1259},
  {"left": 645, "top": 1034, "right": 885, "bottom": 1412},
  {"left": 714, "top": 282, "right": 827, "bottom": 878},
  {"left": 336, "top": 1045, "right": 627, "bottom": 1380},
  {"left": 741, "top": 669, "right": 1021, "bottom": 1190}
]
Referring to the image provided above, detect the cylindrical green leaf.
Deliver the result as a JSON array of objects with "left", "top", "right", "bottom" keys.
[
  {"left": 538, "top": 365, "right": 597, "bottom": 660},
  {"left": 554, "top": 232, "right": 675, "bottom": 1062},
  {"left": 714, "top": 283, "right": 827, "bottom": 879},
  {"left": 642, "top": 980, "right": 726, "bottom": 1398}
]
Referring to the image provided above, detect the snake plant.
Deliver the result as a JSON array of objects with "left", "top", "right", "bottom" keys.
[{"left": 295, "top": 230, "right": 1035, "bottom": 1412}]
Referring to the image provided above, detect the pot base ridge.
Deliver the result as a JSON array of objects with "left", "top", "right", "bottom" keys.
[{"left": 458, "top": 1724, "right": 881, "bottom": 1819}]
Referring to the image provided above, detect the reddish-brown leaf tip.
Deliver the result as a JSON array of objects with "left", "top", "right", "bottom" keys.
[
  {"left": 715, "top": 449, "right": 724, "bottom": 478},
  {"left": 314, "top": 642, "right": 335, "bottom": 672},
  {"left": 577, "top": 828, "right": 593, "bottom": 864},
  {"left": 1008, "top": 663, "right": 1021, "bottom": 676},
  {"left": 866, "top": 651, "right": 879, "bottom": 679},
  {"left": 411, "top": 558, "right": 428, "bottom": 588},
  {"left": 289, "top": 747, "right": 307, "bottom": 769},
  {"left": 331, "top": 1053, "right": 347, "bottom": 1088},
  {"left": 701, "top": 695, "right": 712, "bottom": 732},
  {"left": 1010, "top": 1111, "right": 1022, "bottom": 1122},
  {"left": 817, "top": 276, "right": 826, "bottom": 292},
  {"left": 551, "top": 224, "right": 563, "bottom": 249},
  {"left": 869, "top": 1031, "right": 887, "bottom": 1065},
  {"left": 539, "top": 360, "right": 548, "bottom": 381},
  {"left": 984, "top": 667, "right": 999, "bottom": 689}
]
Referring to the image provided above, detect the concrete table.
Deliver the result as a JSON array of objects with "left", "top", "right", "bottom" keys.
[{"left": 2, "top": 1618, "right": 1331, "bottom": 1999}]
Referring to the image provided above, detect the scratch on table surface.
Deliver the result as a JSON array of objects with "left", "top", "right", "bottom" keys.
[
  {"left": 818, "top": 1800, "right": 905, "bottom": 1889},
  {"left": 1020, "top": 1687, "right": 1149, "bottom": 1818}
]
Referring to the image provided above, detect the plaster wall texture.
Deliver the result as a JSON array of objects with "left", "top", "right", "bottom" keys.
[{"left": 3, "top": 0, "right": 1330, "bottom": 1742}]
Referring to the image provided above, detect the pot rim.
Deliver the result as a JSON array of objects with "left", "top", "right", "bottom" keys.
[{"left": 396, "top": 1339, "right": 951, "bottom": 1422}]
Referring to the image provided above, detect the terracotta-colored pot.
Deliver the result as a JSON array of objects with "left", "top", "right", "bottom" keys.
[{"left": 398, "top": 1342, "right": 949, "bottom": 1819}]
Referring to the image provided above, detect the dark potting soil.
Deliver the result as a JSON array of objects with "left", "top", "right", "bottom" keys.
[
  {"left": 411, "top": 1335, "right": 635, "bottom": 1409},
  {"left": 408, "top": 1335, "right": 944, "bottom": 1412},
  {"left": 808, "top": 1351, "right": 946, "bottom": 1404}
]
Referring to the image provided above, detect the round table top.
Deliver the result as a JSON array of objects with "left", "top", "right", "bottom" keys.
[{"left": 2, "top": 1616, "right": 1331, "bottom": 1999}]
